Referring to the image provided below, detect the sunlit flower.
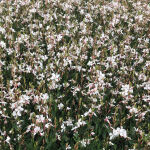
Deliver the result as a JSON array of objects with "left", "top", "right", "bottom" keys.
[
  {"left": 58, "top": 103, "right": 64, "bottom": 110},
  {"left": 109, "top": 127, "right": 127, "bottom": 140}
]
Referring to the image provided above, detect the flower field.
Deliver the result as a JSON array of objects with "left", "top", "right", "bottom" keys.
[{"left": 0, "top": 0, "right": 150, "bottom": 149}]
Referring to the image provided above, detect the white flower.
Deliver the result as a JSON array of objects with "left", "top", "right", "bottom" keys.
[
  {"left": 34, "top": 126, "right": 41, "bottom": 135},
  {"left": 26, "top": 65, "right": 32, "bottom": 73},
  {"left": 109, "top": 127, "right": 127, "bottom": 140},
  {"left": 80, "top": 139, "right": 86, "bottom": 147},
  {"left": 12, "top": 106, "right": 24, "bottom": 118},
  {"left": 71, "top": 119, "right": 86, "bottom": 131},
  {"left": 41, "top": 55, "right": 48, "bottom": 61},
  {"left": 5, "top": 136, "right": 10, "bottom": 143},
  {"left": 66, "top": 107, "right": 71, "bottom": 110},
  {"left": 0, "top": 41, "right": 6, "bottom": 48},
  {"left": 80, "top": 9, "right": 84, "bottom": 15},
  {"left": 57, "top": 35, "right": 62, "bottom": 41},
  {"left": 51, "top": 73, "right": 60, "bottom": 82},
  {"left": 45, "top": 123, "right": 50, "bottom": 129},
  {"left": 40, "top": 132, "right": 44, "bottom": 136},
  {"left": 56, "top": 133, "right": 61, "bottom": 141},
  {"left": 47, "top": 44, "right": 53, "bottom": 50},
  {"left": 58, "top": 103, "right": 64, "bottom": 110},
  {"left": 109, "top": 141, "right": 114, "bottom": 145},
  {"left": 36, "top": 115, "right": 45, "bottom": 123},
  {"left": 41, "top": 93, "right": 49, "bottom": 100},
  {"left": 65, "top": 118, "right": 73, "bottom": 126},
  {"left": 66, "top": 144, "right": 71, "bottom": 150},
  {"left": 12, "top": 111, "right": 17, "bottom": 117},
  {"left": 26, "top": 124, "right": 35, "bottom": 133},
  {"left": 121, "top": 84, "right": 133, "bottom": 96},
  {"left": 61, "top": 123, "right": 66, "bottom": 132},
  {"left": 144, "top": 83, "right": 150, "bottom": 90},
  {"left": 129, "top": 107, "right": 138, "bottom": 114},
  {"left": 19, "top": 95, "right": 30, "bottom": 104},
  {"left": 0, "top": 27, "right": 6, "bottom": 34},
  {"left": 119, "top": 127, "right": 127, "bottom": 138},
  {"left": 97, "top": 70, "right": 105, "bottom": 82},
  {"left": 76, "top": 119, "right": 86, "bottom": 128},
  {"left": 83, "top": 108, "right": 93, "bottom": 117},
  {"left": 30, "top": 8, "right": 36, "bottom": 13},
  {"left": 92, "top": 98, "right": 97, "bottom": 102},
  {"left": 87, "top": 61, "right": 94, "bottom": 66}
]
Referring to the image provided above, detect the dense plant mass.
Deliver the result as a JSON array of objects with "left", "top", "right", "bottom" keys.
[{"left": 0, "top": 0, "right": 150, "bottom": 149}]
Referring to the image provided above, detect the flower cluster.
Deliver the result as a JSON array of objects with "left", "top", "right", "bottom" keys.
[
  {"left": 109, "top": 127, "right": 128, "bottom": 140},
  {"left": 0, "top": 0, "right": 150, "bottom": 149}
]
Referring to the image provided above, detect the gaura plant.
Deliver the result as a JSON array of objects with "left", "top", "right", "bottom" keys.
[{"left": 0, "top": 0, "right": 150, "bottom": 149}]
